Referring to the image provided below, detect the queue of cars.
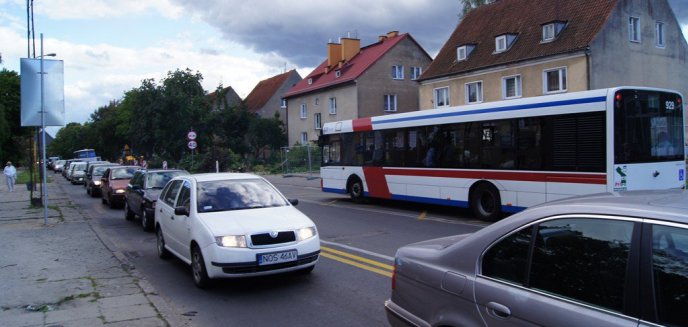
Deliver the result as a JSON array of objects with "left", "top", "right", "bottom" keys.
[{"left": 55, "top": 160, "right": 321, "bottom": 289}]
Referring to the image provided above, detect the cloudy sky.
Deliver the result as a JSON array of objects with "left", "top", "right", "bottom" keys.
[{"left": 1, "top": 0, "right": 686, "bottom": 136}]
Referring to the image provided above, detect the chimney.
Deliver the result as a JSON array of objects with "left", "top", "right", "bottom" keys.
[
  {"left": 378, "top": 35, "right": 387, "bottom": 42},
  {"left": 386, "top": 31, "right": 399, "bottom": 38},
  {"left": 340, "top": 37, "right": 361, "bottom": 62},
  {"left": 327, "top": 42, "right": 342, "bottom": 67}
]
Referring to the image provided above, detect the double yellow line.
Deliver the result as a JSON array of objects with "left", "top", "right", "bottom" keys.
[{"left": 320, "top": 246, "right": 394, "bottom": 278}]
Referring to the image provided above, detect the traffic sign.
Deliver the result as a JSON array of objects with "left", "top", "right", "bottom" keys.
[
  {"left": 188, "top": 140, "right": 197, "bottom": 150},
  {"left": 187, "top": 131, "right": 197, "bottom": 140}
]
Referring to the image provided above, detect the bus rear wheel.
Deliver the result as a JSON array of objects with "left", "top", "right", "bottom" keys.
[
  {"left": 470, "top": 183, "right": 502, "bottom": 222},
  {"left": 348, "top": 177, "right": 366, "bottom": 203}
]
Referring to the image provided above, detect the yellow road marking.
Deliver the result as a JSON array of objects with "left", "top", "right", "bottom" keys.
[
  {"left": 320, "top": 252, "right": 393, "bottom": 278},
  {"left": 326, "top": 199, "right": 339, "bottom": 206},
  {"left": 417, "top": 210, "right": 427, "bottom": 220},
  {"left": 321, "top": 246, "right": 394, "bottom": 271}
]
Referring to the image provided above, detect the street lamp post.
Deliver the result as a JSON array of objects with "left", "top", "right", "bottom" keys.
[{"left": 38, "top": 33, "right": 55, "bottom": 226}]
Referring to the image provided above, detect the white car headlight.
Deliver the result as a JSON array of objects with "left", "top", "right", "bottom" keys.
[
  {"left": 115, "top": 189, "right": 126, "bottom": 194},
  {"left": 215, "top": 235, "right": 247, "bottom": 248},
  {"left": 93, "top": 180, "right": 101, "bottom": 186},
  {"left": 296, "top": 227, "right": 317, "bottom": 241}
]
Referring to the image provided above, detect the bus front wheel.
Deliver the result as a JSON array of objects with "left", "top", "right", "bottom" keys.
[
  {"left": 470, "top": 183, "right": 502, "bottom": 222},
  {"left": 348, "top": 177, "right": 366, "bottom": 203}
]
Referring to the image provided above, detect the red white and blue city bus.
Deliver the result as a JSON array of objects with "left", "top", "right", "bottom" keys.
[
  {"left": 73, "top": 149, "right": 100, "bottom": 162},
  {"left": 319, "top": 87, "right": 685, "bottom": 221}
]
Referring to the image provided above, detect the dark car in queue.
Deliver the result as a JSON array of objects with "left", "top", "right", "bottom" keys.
[
  {"left": 385, "top": 190, "right": 688, "bottom": 327},
  {"left": 69, "top": 162, "right": 89, "bottom": 185},
  {"left": 124, "top": 169, "right": 189, "bottom": 232},
  {"left": 53, "top": 160, "right": 66, "bottom": 173},
  {"left": 86, "top": 163, "right": 118, "bottom": 197},
  {"left": 82, "top": 161, "right": 109, "bottom": 188},
  {"left": 101, "top": 166, "right": 139, "bottom": 208}
]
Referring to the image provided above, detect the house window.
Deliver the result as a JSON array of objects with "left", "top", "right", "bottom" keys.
[
  {"left": 307, "top": 78, "right": 313, "bottom": 85},
  {"left": 281, "top": 99, "right": 287, "bottom": 108},
  {"left": 300, "top": 132, "right": 308, "bottom": 145},
  {"left": 495, "top": 35, "right": 507, "bottom": 52},
  {"left": 384, "top": 94, "right": 397, "bottom": 112},
  {"left": 300, "top": 104, "right": 307, "bottom": 119},
  {"left": 629, "top": 16, "right": 641, "bottom": 43},
  {"left": 465, "top": 81, "right": 483, "bottom": 104},
  {"left": 434, "top": 87, "right": 449, "bottom": 108},
  {"left": 502, "top": 75, "right": 522, "bottom": 99},
  {"left": 542, "top": 24, "right": 555, "bottom": 41},
  {"left": 656, "top": 22, "right": 665, "bottom": 48},
  {"left": 328, "top": 97, "right": 337, "bottom": 115},
  {"left": 457, "top": 46, "right": 467, "bottom": 61},
  {"left": 495, "top": 34, "right": 517, "bottom": 53},
  {"left": 541, "top": 21, "right": 567, "bottom": 42},
  {"left": 544, "top": 67, "right": 567, "bottom": 93},
  {"left": 315, "top": 98, "right": 319, "bottom": 105},
  {"left": 314, "top": 113, "right": 322, "bottom": 130},
  {"left": 410, "top": 67, "right": 422, "bottom": 80},
  {"left": 392, "top": 65, "right": 404, "bottom": 80},
  {"left": 457, "top": 44, "right": 476, "bottom": 61},
  {"left": 335, "top": 70, "right": 341, "bottom": 78}
]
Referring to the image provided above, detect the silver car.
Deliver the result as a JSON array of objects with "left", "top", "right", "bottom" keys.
[{"left": 385, "top": 190, "right": 688, "bottom": 327}]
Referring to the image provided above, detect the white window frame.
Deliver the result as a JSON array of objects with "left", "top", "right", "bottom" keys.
[
  {"left": 543, "top": 67, "right": 568, "bottom": 94},
  {"left": 495, "top": 35, "right": 507, "bottom": 53},
  {"left": 629, "top": 16, "right": 641, "bottom": 43},
  {"left": 457, "top": 46, "right": 467, "bottom": 61},
  {"left": 655, "top": 21, "right": 665, "bottom": 48},
  {"left": 384, "top": 94, "right": 398, "bottom": 112},
  {"left": 300, "top": 103, "right": 307, "bottom": 119},
  {"left": 502, "top": 75, "right": 522, "bottom": 99},
  {"left": 328, "top": 97, "right": 337, "bottom": 115},
  {"left": 280, "top": 99, "right": 287, "bottom": 108},
  {"left": 314, "top": 113, "right": 322, "bottom": 130},
  {"left": 410, "top": 67, "right": 422, "bottom": 80},
  {"left": 465, "top": 81, "right": 484, "bottom": 104},
  {"left": 300, "top": 132, "right": 308, "bottom": 145},
  {"left": 542, "top": 23, "right": 555, "bottom": 42},
  {"left": 434, "top": 87, "right": 450, "bottom": 108},
  {"left": 392, "top": 65, "right": 404, "bottom": 80},
  {"left": 307, "top": 78, "right": 313, "bottom": 85},
  {"left": 335, "top": 70, "right": 341, "bottom": 78}
]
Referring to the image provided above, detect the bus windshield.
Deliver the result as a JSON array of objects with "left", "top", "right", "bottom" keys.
[{"left": 614, "top": 90, "right": 684, "bottom": 164}]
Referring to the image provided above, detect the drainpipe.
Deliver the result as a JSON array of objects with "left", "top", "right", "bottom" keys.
[{"left": 585, "top": 46, "right": 592, "bottom": 90}]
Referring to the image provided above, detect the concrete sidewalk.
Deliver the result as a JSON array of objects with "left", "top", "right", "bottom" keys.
[{"left": 0, "top": 173, "right": 188, "bottom": 327}]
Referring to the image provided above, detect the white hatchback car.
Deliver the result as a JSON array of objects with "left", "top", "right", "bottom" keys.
[{"left": 155, "top": 173, "right": 320, "bottom": 288}]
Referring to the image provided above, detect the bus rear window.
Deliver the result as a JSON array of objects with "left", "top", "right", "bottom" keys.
[{"left": 614, "top": 90, "right": 684, "bottom": 164}]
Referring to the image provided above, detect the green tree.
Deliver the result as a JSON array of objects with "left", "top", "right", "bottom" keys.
[
  {"left": 461, "top": 0, "right": 495, "bottom": 16},
  {"left": 0, "top": 69, "right": 31, "bottom": 164},
  {"left": 247, "top": 113, "right": 286, "bottom": 160}
]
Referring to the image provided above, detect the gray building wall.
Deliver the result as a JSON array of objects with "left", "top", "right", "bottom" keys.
[
  {"left": 589, "top": 0, "right": 688, "bottom": 98},
  {"left": 357, "top": 37, "right": 432, "bottom": 118},
  {"left": 257, "top": 70, "right": 302, "bottom": 123}
]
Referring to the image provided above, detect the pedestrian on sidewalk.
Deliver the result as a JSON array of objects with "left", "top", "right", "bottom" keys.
[{"left": 4, "top": 161, "right": 17, "bottom": 192}]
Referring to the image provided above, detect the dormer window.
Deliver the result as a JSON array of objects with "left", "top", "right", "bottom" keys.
[
  {"left": 541, "top": 21, "right": 567, "bottom": 42},
  {"left": 457, "top": 44, "right": 475, "bottom": 61},
  {"left": 307, "top": 78, "right": 313, "bottom": 85},
  {"left": 335, "top": 70, "right": 341, "bottom": 78},
  {"left": 495, "top": 34, "right": 517, "bottom": 53}
]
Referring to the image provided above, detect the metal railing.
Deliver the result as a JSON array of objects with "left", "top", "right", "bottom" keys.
[{"left": 280, "top": 144, "right": 321, "bottom": 179}]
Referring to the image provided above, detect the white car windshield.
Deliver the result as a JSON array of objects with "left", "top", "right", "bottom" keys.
[{"left": 196, "top": 178, "right": 289, "bottom": 213}]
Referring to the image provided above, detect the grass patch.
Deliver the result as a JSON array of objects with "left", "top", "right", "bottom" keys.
[{"left": 16, "top": 170, "right": 52, "bottom": 185}]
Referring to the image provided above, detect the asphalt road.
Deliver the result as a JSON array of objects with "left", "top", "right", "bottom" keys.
[{"left": 57, "top": 174, "right": 487, "bottom": 327}]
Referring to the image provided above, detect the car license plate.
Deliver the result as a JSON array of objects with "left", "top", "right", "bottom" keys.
[{"left": 258, "top": 250, "right": 298, "bottom": 266}]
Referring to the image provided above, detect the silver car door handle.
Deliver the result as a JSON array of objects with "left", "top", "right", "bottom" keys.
[{"left": 486, "top": 302, "right": 511, "bottom": 319}]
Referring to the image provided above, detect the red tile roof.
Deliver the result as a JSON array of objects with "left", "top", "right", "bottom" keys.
[
  {"left": 284, "top": 33, "right": 419, "bottom": 98},
  {"left": 420, "top": 0, "right": 617, "bottom": 81},
  {"left": 245, "top": 70, "right": 297, "bottom": 112}
]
